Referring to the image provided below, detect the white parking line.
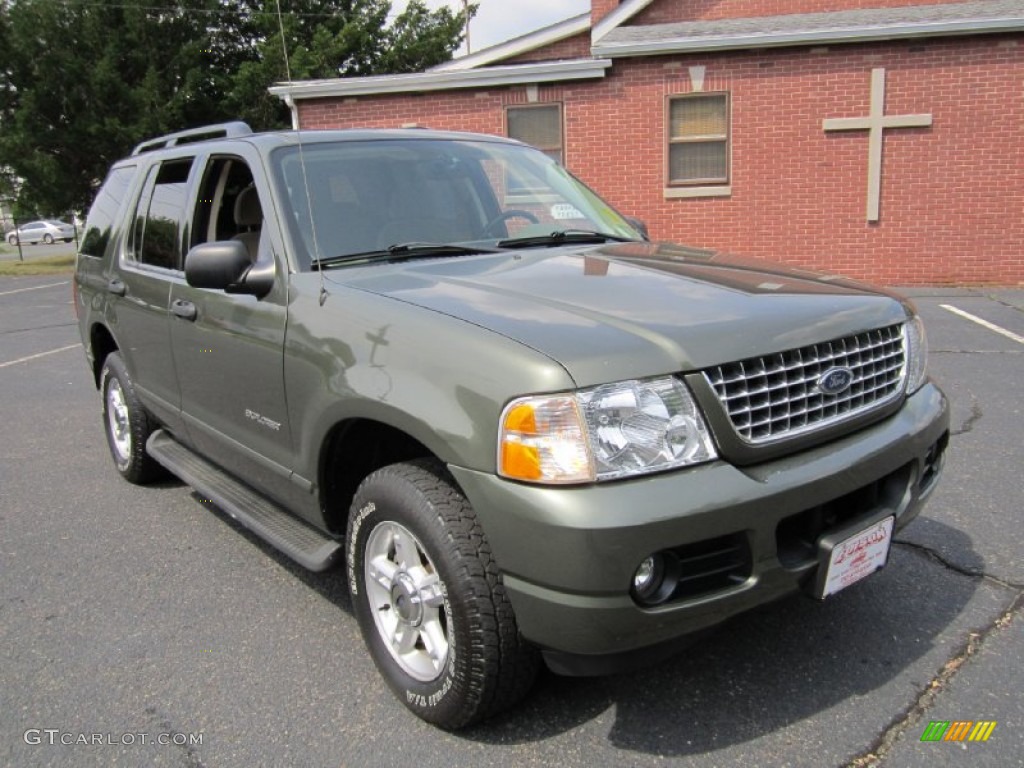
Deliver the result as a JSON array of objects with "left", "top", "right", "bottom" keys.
[
  {"left": 941, "top": 304, "right": 1024, "bottom": 345},
  {"left": 0, "top": 281, "right": 69, "bottom": 296},
  {"left": 0, "top": 343, "right": 80, "bottom": 369}
]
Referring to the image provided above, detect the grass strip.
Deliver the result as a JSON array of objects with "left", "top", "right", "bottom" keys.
[{"left": 0, "top": 253, "right": 75, "bottom": 276}]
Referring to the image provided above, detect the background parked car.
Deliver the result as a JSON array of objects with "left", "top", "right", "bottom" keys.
[{"left": 6, "top": 219, "right": 75, "bottom": 245}]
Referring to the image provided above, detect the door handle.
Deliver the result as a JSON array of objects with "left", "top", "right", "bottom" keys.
[
  {"left": 171, "top": 299, "right": 197, "bottom": 321},
  {"left": 107, "top": 278, "right": 126, "bottom": 296}
]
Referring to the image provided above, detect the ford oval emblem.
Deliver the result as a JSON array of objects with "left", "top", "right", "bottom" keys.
[{"left": 818, "top": 367, "right": 855, "bottom": 396}]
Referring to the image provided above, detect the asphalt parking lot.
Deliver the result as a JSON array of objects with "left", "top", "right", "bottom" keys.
[{"left": 1, "top": 274, "right": 1021, "bottom": 768}]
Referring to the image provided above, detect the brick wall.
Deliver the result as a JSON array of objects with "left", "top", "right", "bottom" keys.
[
  {"left": 504, "top": 32, "right": 592, "bottom": 64},
  {"left": 297, "top": 35, "right": 1024, "bottom": 285},
  {"left": 631, "top": 0, "right": 971, "bottom": 25},
  {"left": 297, "top": 84, "right": 578, "bottom": 136},
  {"left": 298, "top": 90, "right": 503, "bottom": 134},
  {"left": 591, "top": 0, "right": 621, "bottom": 26}
]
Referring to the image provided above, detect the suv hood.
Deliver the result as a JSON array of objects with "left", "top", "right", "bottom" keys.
[{"left": 340, "top": 242, "right": 910, "bottom": 387}]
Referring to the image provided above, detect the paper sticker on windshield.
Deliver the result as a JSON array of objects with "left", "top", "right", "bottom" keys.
[{"left": 551, "top": 204, "right": 585, "bottom": 220}]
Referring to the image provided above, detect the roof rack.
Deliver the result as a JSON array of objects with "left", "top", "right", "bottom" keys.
[{"left": 131, "top": 122, "right": 253, "bottom": 156}]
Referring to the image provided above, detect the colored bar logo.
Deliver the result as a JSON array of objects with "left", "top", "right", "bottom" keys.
[{"left": 920, "top": 721, "right": 997, "bottom": 742}]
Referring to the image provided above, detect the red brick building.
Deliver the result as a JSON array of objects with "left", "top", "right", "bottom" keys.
[{"left": 271, "top": 0, "right": 1024, "bottom": 285}]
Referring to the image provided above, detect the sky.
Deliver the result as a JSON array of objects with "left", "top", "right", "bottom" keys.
[{"left": 391, "top": 0, "right": 591, "bottom": 56}]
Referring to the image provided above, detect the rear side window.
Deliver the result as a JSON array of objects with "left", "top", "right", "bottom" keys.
[
  {"left": 80, "top": 165, "right": 137, "bottom": 258},
  {"left": 128, "top": 159, "right": 194, "bottom": 270}
]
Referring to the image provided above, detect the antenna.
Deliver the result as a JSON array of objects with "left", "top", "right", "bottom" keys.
[{"left": 274, "top": 0, "right": 329, "bottom": 306}]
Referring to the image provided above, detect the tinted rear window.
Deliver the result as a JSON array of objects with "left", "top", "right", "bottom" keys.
[{"left": 80, "top": 165, "right": 138, "bottom": 258}]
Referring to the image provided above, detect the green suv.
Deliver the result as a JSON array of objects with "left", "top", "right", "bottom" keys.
[{"left": 75, "top": 122, "right": 949, "bottom": 729}]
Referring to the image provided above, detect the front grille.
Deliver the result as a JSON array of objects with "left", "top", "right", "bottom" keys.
[{"left": 704, "top": 324, "right": 906, "bottom": 444}]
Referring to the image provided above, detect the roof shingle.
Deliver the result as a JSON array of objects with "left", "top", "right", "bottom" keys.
[{"left": 594, "top": 0, "right": 1024, "bottom": 55}]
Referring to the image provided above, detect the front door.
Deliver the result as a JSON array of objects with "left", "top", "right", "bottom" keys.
[{"left": 169, "top": 155, "right": 294, "bottom": 504}]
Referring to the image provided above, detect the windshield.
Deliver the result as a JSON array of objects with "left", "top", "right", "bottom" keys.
[{"left": 272, "top": 138, "right": 641, "bottom": 269}]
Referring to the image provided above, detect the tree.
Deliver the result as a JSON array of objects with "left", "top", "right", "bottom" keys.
[
  {"left": 227, "top": 1, "right": 472, "bottom": 129},
  {"left": 0, "top": 0, "right": 232, "bottom": 216},
  {"left": 0, "top": 0, "right": 473, "bottom": 216}
]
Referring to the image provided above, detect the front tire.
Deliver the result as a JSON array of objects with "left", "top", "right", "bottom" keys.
[
  {"left": 7, "top": 234, "right": 17, "bottom": 245},
  {"left": 347, "top": 460, "right": 538, "bottom": 729},
  {"left": 100, "top": 352, "right": 163, "bottom": 484}
]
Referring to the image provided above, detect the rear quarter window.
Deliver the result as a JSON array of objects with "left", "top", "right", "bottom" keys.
[{"left": 80, "top": 165, "right": 138, "bottom": 258}]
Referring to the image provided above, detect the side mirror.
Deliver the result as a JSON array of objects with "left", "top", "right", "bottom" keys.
[
  {"left": 625, "top": 217, "right": 650, "bottom": 241},
  {"left": 184, "top": 241, "right": 273, "bottom": 298}
]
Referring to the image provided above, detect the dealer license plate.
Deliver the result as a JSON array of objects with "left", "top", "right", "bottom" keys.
[{"left": 818, "top": 516, "right": 894, "bottom": 598}]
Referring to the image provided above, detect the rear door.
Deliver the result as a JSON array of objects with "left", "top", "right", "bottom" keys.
[
  {"left": 22, "top": 222, "right": 44, "bottom": 243},
  {"left": 110, "top": 156, "right": 197, "bottom": 434},
  {"left": 168, "top": 151, "right": 294, "bottom": 504}
]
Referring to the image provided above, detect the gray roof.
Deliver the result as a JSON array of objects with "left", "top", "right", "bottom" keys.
[
  {"left": 593, "top": 0, "right": 1024, "bottom": 56},
  {"left": 270, "top": 58, "right": 613, "bottom": 101}
]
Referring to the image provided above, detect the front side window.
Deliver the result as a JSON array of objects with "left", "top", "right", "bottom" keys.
[
  {"left": 667, "top": 93, "right": 730, "bottom": 187},
  {"left": 191, "top": 157, "right": 263, "bottom": 262}
]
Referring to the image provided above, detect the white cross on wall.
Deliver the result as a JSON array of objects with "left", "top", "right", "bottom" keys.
[{"left": 823, "top": 68, "right": 933, "bottom": 222}]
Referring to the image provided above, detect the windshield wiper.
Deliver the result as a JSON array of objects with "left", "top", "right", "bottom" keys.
[
  {"left": 497, "top": 229, "right": 638, "bottom": 249},
  {"left": 313, "top": 242, "right": 501, "bottom": 269}
]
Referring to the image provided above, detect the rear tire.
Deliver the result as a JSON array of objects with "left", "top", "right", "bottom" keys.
[
  {"left": 43, "top": 233, "right": 54, "bottom": 244},
  {"left": 100, "top": 352, "right": 164, "bottom": 484},
  {"left": 347, "top": 460, "right": 538, "bottom": 729}
]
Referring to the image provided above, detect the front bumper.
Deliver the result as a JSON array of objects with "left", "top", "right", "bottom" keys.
[{"left": 449, "top": 383, "right": 949, "bottom": 673}]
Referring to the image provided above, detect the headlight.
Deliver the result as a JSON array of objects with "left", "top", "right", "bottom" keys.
[
  {"left": 499, "top": 376, "right": 717, "bottom": 484},
  {"left": 904, "top": 315, "right": 929, "bottom": 394}
]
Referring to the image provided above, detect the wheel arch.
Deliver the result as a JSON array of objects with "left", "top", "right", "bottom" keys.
[
  {"left": 319, "top": 418, "right": 450, "bottom": 536},
  {"left": 89, "top": 323, "right": 119, "bottom": 388}
]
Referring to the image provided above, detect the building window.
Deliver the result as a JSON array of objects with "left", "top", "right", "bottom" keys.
[
  {"left": 506, "top": 104, "right": 564, "bottom": 165},
  {"left": 667, "top": 93, "right": 729, "bottom": 187}
]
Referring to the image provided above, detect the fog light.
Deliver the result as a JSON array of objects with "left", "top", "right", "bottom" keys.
[
  {"left": 634, "top": 556, "right": 659, "bottom": 592},
  {"left": 632, "top": 553, "right": 669, "bottom": 605},
  {"left": 632, "top": 552, "right": 683, "bottom": 606}
]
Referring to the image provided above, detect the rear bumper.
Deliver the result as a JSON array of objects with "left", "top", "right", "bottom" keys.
[{"left": 449, "top": 382, "right": 949, "bottom": 672}]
